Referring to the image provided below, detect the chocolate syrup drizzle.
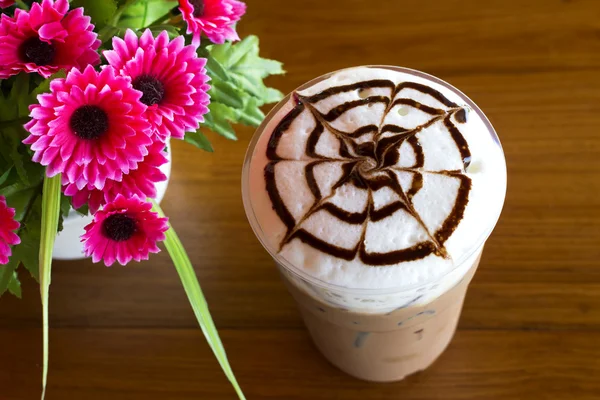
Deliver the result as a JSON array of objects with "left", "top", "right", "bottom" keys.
[{"left": 264, "top": 78, "right": 472, "bottom": 265}]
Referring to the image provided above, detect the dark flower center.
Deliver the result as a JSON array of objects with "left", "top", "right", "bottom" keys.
[
  {"left": 190, "top": 0, "right": 205, "bottom": 17},
  {"left": 132, "top": 75, "right": 165, "bottom": 106},
  {"left": 103, "top": 214, "right": 137, "bottom": 242},
  {"left": 20, "top": 36, "right": 55, "bottom": 66},
  {"left": 69, "top": 105, "right": 109, "bottom": 140}
]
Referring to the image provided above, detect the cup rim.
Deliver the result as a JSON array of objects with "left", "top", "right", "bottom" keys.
[{"left": 242, "top": 65, "right": 507, "bottom": 295}]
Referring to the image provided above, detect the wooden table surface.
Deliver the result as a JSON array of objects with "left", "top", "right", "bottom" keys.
[{"left": 2, "top": 0, "right": 600, "bottom": 399}]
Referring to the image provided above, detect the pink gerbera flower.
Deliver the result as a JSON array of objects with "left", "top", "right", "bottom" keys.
[
  {"left": 24, "top": 65, "right": 153, "bottom": 191},
  {"left": 0, "top": 196, "right": 20, "bottom": 265},
  {"left": 0, "top": 0, "right": 100, "bottom": 79},
  {"left": 81, "top": 195, "right": 169, "bottom": 266},
  {"left": 64, "top": 138, "right": 169, "bottom": 214},
  {"left": 104, "top": 29, "right": 210, "bottom": 141},
  {"left": 104, "top": 30, "right": 210, "bottom": 140},
  {"left": 179, "top": 0, "right": 246, "bottom": 45},
  {"left": 0, "top": 1, "right": 15, "bottom": 9}
]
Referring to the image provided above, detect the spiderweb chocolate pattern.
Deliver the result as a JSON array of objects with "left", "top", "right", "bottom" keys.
[{"left": 265, "top": 79, "right": 472, "bottom": 266}]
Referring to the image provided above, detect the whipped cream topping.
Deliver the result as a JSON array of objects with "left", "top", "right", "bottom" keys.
[{"left": 247, "top": 67, "right": 506, "bottom": 291}]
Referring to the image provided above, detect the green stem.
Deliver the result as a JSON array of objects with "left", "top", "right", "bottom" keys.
[
  {"left": 39, "top": 174, "right": 62, "bottom": 400},
  {"left": 151, "top": 200, "right": 246, "bottom": 400}
]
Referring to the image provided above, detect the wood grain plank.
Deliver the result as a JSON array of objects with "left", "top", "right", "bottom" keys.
[
  {"left": 239, "top": 0, "right": 600, "bottom": 89},
  {"left": 1, "top": 329, "right": 599, "bottom": 400}
]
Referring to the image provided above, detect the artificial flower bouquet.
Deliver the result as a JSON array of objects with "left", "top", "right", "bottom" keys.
[{"left": 0, "top": 0, "right": 284, "bottom": 398}]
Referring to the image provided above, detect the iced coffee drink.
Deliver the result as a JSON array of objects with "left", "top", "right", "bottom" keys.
[{"left": 242, "top": 66, "right": 506, "bottom": 382}]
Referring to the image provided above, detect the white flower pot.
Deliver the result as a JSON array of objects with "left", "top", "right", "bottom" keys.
[{"left": 53, "top": 141, "right": 172, "bottom": 261}]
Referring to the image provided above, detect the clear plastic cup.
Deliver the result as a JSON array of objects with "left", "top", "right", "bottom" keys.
[{"left": 242, "top": 66, "right": 506, "bottom": 382}]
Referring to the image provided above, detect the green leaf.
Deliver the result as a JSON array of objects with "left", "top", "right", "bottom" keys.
[
  {"left": 118, "top": 0, "right": 178, "bottom": 29},
  {"left": 202, "top": 36, "right": 284, "bottom": 139},
  {"left": 11, "top": 194, "right": 42, "bottom": 282},
  {"left": 58, "top": 193, "right": 73, "bottom": 232},
  {"left": 0, "top": 259, "right": 19, "bottom": 297},
  {"left": 147, "top": 24, "right": 180, "bottom": 39},
  {"left": 0, "top": 126, "right": 44, "bottom": 198},
  {"left": 0, "top": 95, "right": 15, "bottom": 121},
  {"left": 74, "top": 204, "right": 89, "bottom": 216},
  {"left": 208, "top": 36, "right": 284, "bottom": 104},
  {"left": 184, "top": 130, "right": 214, "bottom": 152},
  {"left": 151, "top": 200, "right": 246, "bottom": 400},
  {"left": 201, "top": 97, "right": 266, "bottom": 140},
  {"left": 31, "top": 70, "right": 66, "bottom": 99},
  {"left": 204, "top": 52, "right": 231, "bottom": 82},
  {"left": 210, "top": 79, "right": 249, "bottom": 110},
  {"left": 0, "top": 167, "right": 12, "bottom": 187},
  {"left": 7, "top": 271, "right": 21, "bottom": 298},
  {"left": 10, "top": 73, "right": 31, "bottom": 118},
  {"left": 0, "top": 166, "right": 44, "bottom": 204},
  {"left": 2, "top": 187, "right": 39, "bottom": 222},
  {"left": 0, "top": 186, "right": 43, "bottom": 289},
  {"left": 0, "top": 74, "right": 30, "bottom": 120},
  {"left": 202, "top": 102, "right": 239, "bottom": 140},
  {"left": 236, "top": 97, "right": 265, "bottom": 127},
  {"left": 60, "top": 194, "right": 71, "bottom": 218},
  {"left": 3, "top": 127, "right": 29, "bottom": 185},
  {"left": 71, "top": 0, "right": 118, "bottom": 30},
  {"left": 39, "top": 174, "right": 62, "bottom": 400},
  {"left": 97, "top": 24, "right": 123, "bottom": 45}
]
